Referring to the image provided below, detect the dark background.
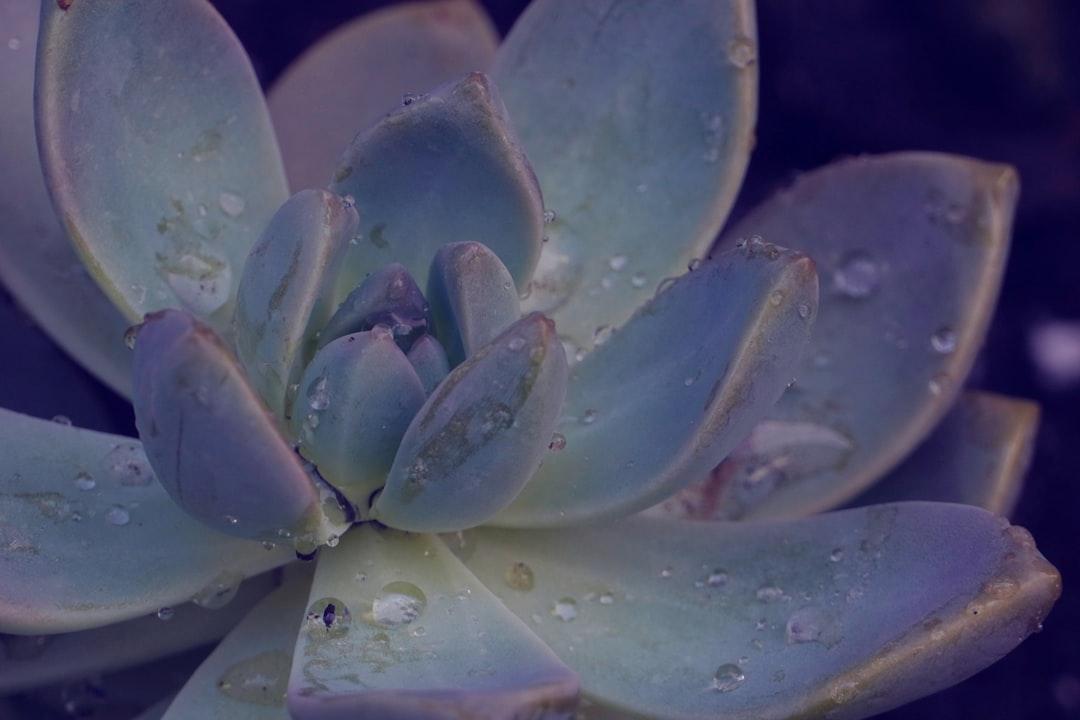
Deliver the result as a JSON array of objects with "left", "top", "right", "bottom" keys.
[{"left": 2, "top": 1, "right": 1076, "bottom": 718}]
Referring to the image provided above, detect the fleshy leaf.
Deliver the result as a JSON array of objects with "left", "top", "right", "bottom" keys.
[
  {"left": 407, "top": 334, "right": 451, "bottom": 396},
  {"left": 329, "top": 72, "right": 544, "bottom": 302},
  {"left": 847, "top": 391, "right": 1039, "bottom": 516},
  {"left": 318, "top": 263, "right": 432, "bottom": 353},
  {"left": 233, "top": 189, "right": 358, "bottom": 420},
  {"left": 35, "top": 0, "right": 288, "bottom": 327},
  {"left": 374, "top": 313, "right": 568, "bottom": 533},
  {"left": 493, "top": 241, "right": 817, "bottom": 527},
  {"left": 131, "top": 309, "right": 327, "bottom": 543},
  {"left": 461, "top": 504, "right": 1060, "bottom": 720},
  {"left": 427, "top": 241, "right": 522, "bottom": 366},
  {"left": 493, "top": 0, "right": 758, "bottom": 355},
  {"left": 711, "top": 153, "right": 1018, "bottom": 519},
  {"left": 288, "top": 525, "right": 579, "bottom": 720},
  {"left": 267, "top": 0, "right": 499, "bottom": 192},
  {"left": 159, "top": 572, "right": 310, "bottom": 719},
  {"left": 0, "top": 408, "right": 292, "bottom": 633},
  {"left": 292, "top": 329, "right": 427, "bottom": 514},
  {"left": 0, "top": 571, "right": 277, "bottom": 693},
  {"left": 0, "top": 0, "right": 132, "bottom": 397}
]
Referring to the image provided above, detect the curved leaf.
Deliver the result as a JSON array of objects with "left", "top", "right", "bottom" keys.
[
  {"left": 0, "top": 0, "right": 132, "bottom": 397},
  {"left": 711, "top": 153, "right": 1018, "bottom": 519},
  {"left": 461, "top": 504, "right": 1060, "bottom": 720},
  {"left": 329, "top": 72, "right": 544, "bottom": 303},
  {"left": 267, "top": 0, "right": 499, "bottom": 192},
  {"left": 318, "top": 263, "right": 432, "bottom": 352},
  {"left": 493, "top": 0, "right": 758, "bottom": 355},
  {"left": 494, "top": 242, "right": 817, "bottom": 527},
  {"left": 0, "top": 408, "right": 292, "bottom": 633},
  {"left": 35, "top": 0, "right": 288, "bottom": 327},
  {"left": 288, "top": 525, "right": 579, "bottom": 720},
  {"left": 374, "top": 313, "right": 568, "bottom": 533}
]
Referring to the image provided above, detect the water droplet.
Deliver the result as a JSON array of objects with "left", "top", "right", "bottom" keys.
[
  {"left": 684, "top": 370, "right": 700, "bottom": 387},
  {"left": 928, "top": 372, "right": 949, "bottom": 396},
  {"left": 797, "top": 304, "right": 810, "bottom": 319},
  {"left": 608, "top": 254, "right": 628, "bottom": 271},
  {"left": 543, "top": 209, "right": 557, "bottom": 223},
  {"left": 548, "top": 432, "right": 567, "bottom": 452},
  {"left": 51, "top": 414, "right": 72, "bottom": 426},
  {"left": 73, "top": 471, "right": 96, "bottom": 491},
  {"left": 832, "top": 252, "right": 880, "bottom": 299},
  {"left": 105, "top": 442, "right": 153, "bottom": 486},
  {"left": 756, "top": 585, "right": 785, "bottom": 603},
  {"left": 688, "top": 258, "right": 702, "bottom": 271},
  {"left": 105, "top": 506, "right": 130, "bottom": 526},
  {"left": 262, "top": 540, "right": 275, "bottom": 551},
  {"left": 786, "top": 606, "right": 843, "bottom": 647},
  {"left": 507, "top": 336, "right": 526, "bottom": 351},
  {"left": 769, "top": 290, "right": 784, "bottom": 307},
  {"left": 7, "top": 37, "right": 21, "bottom": 50},
  {"left": 829, "top": 548, "right": 844, "bottom": 562},
  {"left": 593, "top": 325, "right": 613, "bottom": 346},
  {"left": 711, "top": 663, "right": 746, "bottom": 693},
  {"left": 307, "top": 374, "right": 330, "bottom": 411},
  {"left": 705, "top": 569, "right": 729, "bottom": 588},
  {"left": 218, "top": 192, "right": 245, "bottom": 217},
  {"left": 371, "top": 582, "right": 427, "bottom": 626},
  {"left": 217, "top": 650, "right": 291, "bottom": 707},
  {"left": 161, "top": 246, "right": 232, "bottom": 315},
  {"left": 342, "top": 194, "right": 356, "bottom": 209},
  {"left": 581, "top": 409, "right": 599, "bottom": 424},
  {"left": 551, "top": 597, "right": 578, "bottom": 622},
  {"left": 325, "top": 534, "right": 340, "bottom": 548},
  {"left": 631, "top": 272, "right": 648, "bottom": 288},
  {"left": 293, "top": 534, "right": 318, "bottom": 560},
  {"left": 123, "top": 325, "right": 140, "bottom": 349},
  {"left": 659, "top": 566, "right": 674, "bottom": 579},
  {"left": 597, "top": 592, "right": 615, "bottom": 605},
  {"left": 931, "top": 326, "right": 957, "bottom": 354},
  {"left": 727, "top": 35, "right": 757, "bottom": 68},
  {"left": 156, "top": 607, "right": 174, "bottom": 621},
  {"left": 504, "top": 562, "right": 535, "bottom": 591},
  {"left": 192, "top": 570, "right": 243, "bottom": 609},
  {"left": 225, "top": 515, "right": 238, "bottom": 526},
  {"left": 307, "top": 597, "right": 352, "bottom": 638}
]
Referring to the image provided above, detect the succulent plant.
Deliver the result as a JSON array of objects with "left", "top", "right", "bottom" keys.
[{"left": 0, "top": 0, "right": 1062, "bottom": 718}]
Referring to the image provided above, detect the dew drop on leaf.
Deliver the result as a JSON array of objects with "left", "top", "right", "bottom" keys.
[
  {"left": 504, "top": 562, "right": 535, "bottom": 592},
  {"left": 192, "top": 570, "right": 243, "bottom": 609},
  {"left": 551, "top": 597, "right": 578, "bottom": 622},
  {"left": 711, "top": 663, "right": 746, "bottom": 693},
  {"left": 306, "top": 597, "right": 352, "bottom": 638},
  {"left": 370, "top": 582, "right": 427, "bottom": 627}
]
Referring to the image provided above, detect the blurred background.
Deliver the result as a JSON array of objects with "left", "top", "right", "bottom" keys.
[{"left": 2, "top": 1, "right": 1076, "bottom": 717}]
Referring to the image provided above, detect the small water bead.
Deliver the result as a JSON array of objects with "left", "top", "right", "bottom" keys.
[
  {"left": 401, "top": 93, "right": 422, "bottom": 105},
  {"left": 727, "top": 35, "right": 757, "bottom": 68},
  {"left": 593, "top": 325, "right": 613, "bottom": 346},
  {"left": 797, "top": 303, "right": 811, "bottom": 320},
  {"left": 608, "top": 254, "right": 628, "bottom": 271},
  {"left": 829, "top": 548, "right": 844, "bottom": 563},
  {"left": 687, "top": 258, "right": 702, "bottom": 271},
  {"left": 756, "top": 585, "right": 785, "bottom": 603},
  {"left": 342, "top": 194, "right": 356, "bottom": 210},
  {"left": 8, "top": 37, "right": 21, "bottom": 50},
  {"left": 706, "top": 569, "right": 729, "bottom": 588},
  {"left": 930, "top": 326, "right": 957, "bottom": 354},
  {"left": 769, "top": 290, "right": 784, "bottom": 307},
  {"left": 543, "top": 209, "right": 557, "bottom": 223},
  {"left": 371, "top": 582, "right": 427, "bottom": 627},
  {"left": 156, "top": 607, "right": 174, "bottom": 621},
  {"left": 581, "top": 409, "right": 599, "bottom": 424},
  {"left": 306, "top": 597, "right": 352, "bottom": 638},
  {"left": 503, "top": 562, "right": 536, "bottom": 592},
  {"left": 507, "top": 336, "right": 526, "bottom": 351},
  {"left": 73, "top": 472, "right": 96, "bottom": 491},
  {"left": 325, "top": 534, "right": 340, "bottom": 548},
  {"left": 832, "top": 252, "right": 880, "bottom": 299},
  {"left": 105, "top": 506, "right": 130, "bottom": 526},
  {"left": 293, "top": 535, "right": 318, "bottom": 560},
  {"left": 225, "top": 515, "right": 239, "bottom": 526},
  {"left": 551, "top": 597, "right": 578, "bottom": 622},
  {"left": 51, "top": 415, "right": 73, "bottom": 426},
  {"left": 123, "top": 325, "right": 139, "bottom": 349},
  {"left": 218, "top": 192, "right": 245, "bottom": 217},
  {"left": 683, "top": 370, "right": 700, "bottom": 387},
  {"left": 192, "top": 570, "right": 244, "bottom": 609},
  {"left": 630, "top": 272, "right": 648, "bottom": 288},
  {"left": 597, "top": 592, "right": 615, "bottom": 605},
  {"left": 659, "top": 566, "right": 674, "bottom": 579},
  {"left": 928, "top": 372, "right": 949, "bottom": 396},
  {"left": 711, "top": 663, "right": 746, "bottom": 693},
  {"left": 307, "top": 375, "right": 330, "bottom": 411},
  {"left": 262, "top": 541, "right": 276, "bottom": 551},
  {"left": 548, "top": 432, "right": 567, "bottom": 452}
]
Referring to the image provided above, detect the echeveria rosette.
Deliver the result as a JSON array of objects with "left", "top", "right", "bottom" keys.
[{"left": 0, "top": 3, "right": 1060, "bottom": 720}]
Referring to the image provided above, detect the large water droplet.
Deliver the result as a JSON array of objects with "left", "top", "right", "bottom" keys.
[
  {"left": 551, "top": 597, "right": 578, "bottom": 622},
  {"left": 105, "top": 506, "right": 130, "bottom": 526},
  {"left": 217, "top": 650, "right": 290, "bottom": 707},
  {"left": 73, "top": 472, "right": 96, "bottom": 491},
  {"left": 548, "top": 432, "right": 567, "bottom": 452},
  {"left": 832, "top": 252, "right": 880, "bottom": 299},
  {"left": 711, "top": 663, "right": 746, "bottom": 693},
  {"left": 371, "top": 582, "right": 427, "bottom": 626},
  {"left": 218, "top": 192, "right": 246, "bottom": 217},
  {"left": 504, "top": 562, "right": 535, "bottom": 592},
  {"left": 931, "top": 326, "right": 957, "bottom": 354},
  {"left": 192, "top": 570, "right": 243, "bottom": 609},
  {"left": 306, "top": 597, "right": 352, "bottom": 638},
  {"left": 156, "top": 607, "right": 174, "bottom": 621},
  {"left": 307, "top": 374, "right": 330, "bottom": 411}
]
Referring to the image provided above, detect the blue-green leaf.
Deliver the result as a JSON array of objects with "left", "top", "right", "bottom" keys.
[
  {"left": 131, "top": 310, "right": 328, "bottom": 543},
  {"left": 374, "top": 313, "right": 568, "bottom": 532},
  {"left": 461, "top": 504, "right": 1060, "bottom": 720},
  {"left": 407, "top": 334, "right": 451, "bottom": 396},
  {"left": 848, "top": 391, "right": 1038, "bottom": 516},
  {"left": 292, "top": 329, "right": 427, "bottom": 513},
  {"left": 712, "top": 153, "right": 1018, "bottom": 519},
  {"left": 233, "top": 189, "right": 358, "bottom": 421},
  {"left": 0, "top": 408, "right": 292, "bottom": 633},
  {"left": 427, "top": 241, "right": 522, "bottom": 366},
  {"left": 318, "top": 263, "right": 432, "bottom": 352},
  {"left": 493, "top": 0, "right": 757, "bottom": 355},
  {"left": 288, "top": 525, "right": 579, "bottom": 719},
  {"left": 268, "top": 0, "right": 498, "bottom": 192},
  {"left": 494, "top": 241, "right": 816, "bottom": 527},
  {"left": 0, "top": 0, "right": 132, "bottom": 397},
  {"left": 329, "top": 72, "right": 544, "bottom": 302},
  {"left": 35, "top": 0, "right": 288, "bottom": 328}
]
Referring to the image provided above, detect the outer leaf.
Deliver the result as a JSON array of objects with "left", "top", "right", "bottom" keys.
[
  {"left": 35, "top": 0, "right": 288, "bottom": 327},
  {"left": 131, "top": 310, "right": 327, "bottom": 543},
  {"left": 0, "top": 0, "right": 131, "bottom": 397},
  {"left": 711, "top": 153, "right": 1018, "bottom": 519},
  {"left": 329, "top": 72, "right": 544, "bottom": 303},
  {"left": 493, "top": 0, "right": 758, "bottom": 355},
  {"left": 0, "top": 571, "right": 277, "bottom": 693},
  {"left": 0, "top": 408, "right": 292, "bottom": 633},
  {"left": 233, "top": 189, "right": 358, "bottom": 421},
  {"left": 374, "top": 313, "right": 568, "bottom": 533},
  {"left": 159, "top": 573, "right": 309, "bottom": 719},
  {"left": 288, "top": 525, "right": 579, "bottom": 720},
  {"left": 847, "top": 391, "right": 1039, "bottom": 516},
  {"left": 494, "top": 242, "right": 817, "bottom": 527},
  {"left": 461, "top": 504, "right": 1060, "bottom": 720},
  {"left": 267, "top": 0, "right": 499, "bottom": 192}
]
